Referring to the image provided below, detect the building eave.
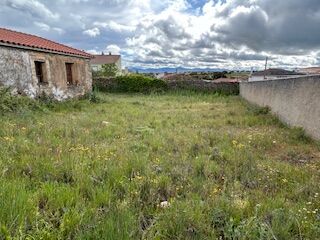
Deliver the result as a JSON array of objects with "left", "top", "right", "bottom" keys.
[{"left": 0, "top": 42, "right": 92, "bottom": 59}]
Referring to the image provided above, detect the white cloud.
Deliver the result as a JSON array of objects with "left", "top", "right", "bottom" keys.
[
  {"left": 2, "top": 0, "right": 320, "bottom": 69},
  {"left": 34, "top": 22, "right": 50, "bottom": 31},
  {"left": 33, "top": 22, "right": 65, "bottom": 34},
  {"left": 87, "top": 44, "right": 121, "bottom": 55},
  {"left": 86, "top": 49, "right": 100, "bottom": 55},
  {"left": 93, "top": 21, "right": 135, "bottom": 33},
  {"left": 83, "top": 27, "right": 101, "bottom": 37},
  {"left": 105, "top": 44, "right": 121, "bottom": 54},
  {"left": 52, "top": 27, "right": 65, "bottom": 35},
  {"left": 5, "top": 0, "right": 59, "bottom": 20},
  {"left": 123, "top": 0, "right": 320, "bottom": 69}
]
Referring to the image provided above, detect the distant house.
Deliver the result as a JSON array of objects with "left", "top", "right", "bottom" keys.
[
  {"left": 248, "top": 68, "right": 305, "bottom": 82},
  {"left": 90, "top": 53, "right": 122, "bottom": 74},
  {"left": 298, "top": 67, "right": 320, "bottom": 75},
  {"left": 0, "top": 28, "right": 93, "bottom": 100}
]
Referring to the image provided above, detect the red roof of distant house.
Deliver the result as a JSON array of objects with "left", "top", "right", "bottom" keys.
[
  {"left": 214, "top": 78, "right": 239, "bottom": 83},
  {"left": 298, "top": 67, "right": 320, "bottom": 74},
  {"left": 0, "top": 28, "right": 92, "bottom": 58},
  {"left": 91, "top": 54, "right": 121, "bottom": 64}
]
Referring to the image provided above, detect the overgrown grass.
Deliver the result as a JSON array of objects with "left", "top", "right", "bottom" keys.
[
  {"left": 0, "top": 87, "right": 42, "bottom": 115},
  {"left": 0, "top": 92, "right": 319, "bottom": 239},
  {"left": 0, "top": 87, "right": 102, "bottom": 115}
]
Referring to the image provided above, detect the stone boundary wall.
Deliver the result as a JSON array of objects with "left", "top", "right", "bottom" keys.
[
  {"left": 240, "top": 75, "right": 320, "bottom": 140},
  {"left": 165, "top": 80, "right": 239, "bottom": 94}
]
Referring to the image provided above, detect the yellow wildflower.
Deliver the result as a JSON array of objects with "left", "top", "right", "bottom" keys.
[
  {"left": 211, "top": 187, "right": 221, "bottom": 196},
  {"left": 3, "top": 136, "right": 14, "bottom": 142},
  {"left": 232, "top": 140, "right": 238, "bottom": 146},
  {"left": 135, "top": 175, "right": 143, "bottom": 180},
  {"left": 238, "top": 143, "right": 245, "bottom": 149}
]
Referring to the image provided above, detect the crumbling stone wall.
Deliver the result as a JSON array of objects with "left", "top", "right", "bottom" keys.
[
  {"left": 0, "top": 47, "right": 33, "bottom": 95},
  {"left": 0, "top": 46, "right": 92, "bottom": 100},
  {"left": 165, "top": 79, "right": 239, "bottom": 94},
  {"left": 93, "top": 77, "right": 239, "bottom": 95}
]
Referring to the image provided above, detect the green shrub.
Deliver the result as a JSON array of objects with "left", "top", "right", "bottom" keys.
[
  {"left": 0, "top": 87, "right": 41, "bottom": 115},
  {"left": 115, "top": 75, "right": 168, "bottom": 93},
  {"left": 81, "top": 89, "right": 102, "bottom": 103},
  {"left": 0, "top": 87, "right": 101, "bottom": 116},
  {"left": 247, "top": 105, "right": 270, "bottom": 115},
  {"left": 289, "top": 127, "right": 312, "bottom": 143},
  {"left": 93, "top": 63, "right": 119, "bottom": 77},
  {"left": 94, "top": 75, "right": 168, "bottom": 93}
]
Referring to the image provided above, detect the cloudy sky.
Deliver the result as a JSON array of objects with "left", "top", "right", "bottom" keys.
[{"left": 1, "top": 0, "right": 320, "bottom": 70}]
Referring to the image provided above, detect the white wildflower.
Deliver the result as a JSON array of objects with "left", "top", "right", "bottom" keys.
[{"left": 160, "top": 201, "right": 170, "bottom": 208}]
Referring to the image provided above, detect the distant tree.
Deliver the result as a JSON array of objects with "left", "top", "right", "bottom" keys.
[{"left": 101, "top": 63, "right": 118, "bottom": 77}]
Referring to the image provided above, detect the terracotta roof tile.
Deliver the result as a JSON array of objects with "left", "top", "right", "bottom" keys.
[
  {"left": 0, "top": 28, "right": 92, "bottom": 58},
  {"left": 298, "top": 67, "right": 320, "bottom": 74}
]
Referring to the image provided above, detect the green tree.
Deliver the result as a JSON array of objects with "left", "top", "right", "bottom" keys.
[{"left": 101, "top": 63, "right": 118, "bottom": 77}]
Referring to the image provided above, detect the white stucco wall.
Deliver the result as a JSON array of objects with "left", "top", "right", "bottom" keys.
[
  {"left": 241, "top": 76, "right": 320, "bottom": 140},
  {"left": 91, "top": 59, "right": 122, "bottom": 75}
]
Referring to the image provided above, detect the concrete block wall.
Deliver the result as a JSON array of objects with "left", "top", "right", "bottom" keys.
[{"left": 240, "top": 76, "right": 320, "bottom": 140}]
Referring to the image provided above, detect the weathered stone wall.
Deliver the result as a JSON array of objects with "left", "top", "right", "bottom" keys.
[
  {"left": 93, "top": 77, "right": 239, "bottom": 95},
  {"left": 0, "top": 47, "right": 34, "bottom": 95},
  {"left": 240, "top": 76, "right": 320, "bottom": 140},
  {"left": 165, "top": 79, "right": 239, "bottom": 94},
  {"left": 0, "top": 45, "right": 92, "bottom": 100}
]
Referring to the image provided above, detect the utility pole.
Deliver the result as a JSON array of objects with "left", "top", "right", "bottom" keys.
[
  {"left": 265, "top": 57, "right": 268, "bottom": 70},
  {"left": 264, "top": 56, "right": 268, "bottom": 79}
]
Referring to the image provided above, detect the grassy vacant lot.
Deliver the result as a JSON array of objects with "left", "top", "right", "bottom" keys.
[{"left": 0, "top": 92, "right": 320, "bottom": 239}]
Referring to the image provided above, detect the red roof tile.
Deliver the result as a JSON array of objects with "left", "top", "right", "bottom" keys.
[
  {"left": 214, "top": 78, "right": 239, "bottom": 83},
  {"left": 298, "top": 67, "right": 320, "bottom": 74},
  {"left": 0, "top": 28, "right": 92, "bottom": 58}
]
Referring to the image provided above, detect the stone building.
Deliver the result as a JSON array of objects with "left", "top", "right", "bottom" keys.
[
  {"left": 0, "top": 28, "right": 93, "bottom": 100},
  {"left": 90, "top": 52, "right": 122, "bottom": 74}
]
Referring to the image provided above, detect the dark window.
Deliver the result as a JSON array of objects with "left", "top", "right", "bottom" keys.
[
  {"left": 34, "top": 61, "right": 45, "bottom": 83},
  {"left": 65, "top": 63, "right": 74, "bottom": 85}
]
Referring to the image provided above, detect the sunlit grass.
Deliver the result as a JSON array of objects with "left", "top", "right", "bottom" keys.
[{"left": 0, "top": 92, "right": 319, "bottom": 239}]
